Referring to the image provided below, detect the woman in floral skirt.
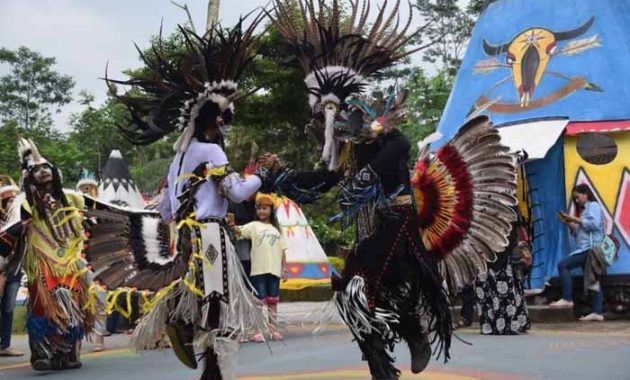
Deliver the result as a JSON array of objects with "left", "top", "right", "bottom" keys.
[{"left": 475, "top": 213, "right": 531, "bottom": 335}]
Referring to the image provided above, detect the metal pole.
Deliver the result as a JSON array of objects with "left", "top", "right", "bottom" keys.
[{"left": 207, "top": 0, "right": 220, "bottom": 30}]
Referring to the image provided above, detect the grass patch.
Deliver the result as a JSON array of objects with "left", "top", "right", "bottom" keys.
[{"left": 13, "top": 305, "right": 27, "bottom": 334}]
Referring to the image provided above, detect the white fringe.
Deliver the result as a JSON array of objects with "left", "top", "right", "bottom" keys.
[
  {"left": 132, "top": 223, "right": 271, "bottom": 354},
  {"left": 217, "top": 243, "right": 271, "bottom": 341},
  {"left": 334, "top": 276, "right": 399, "bottom": 342},
  {"left": 171, "top": 281, "right": 201, "bottom": 325},
  {"left": 131, "top": 283, "right": 183, "bottom": 351},
  {"left": 309, "top": 297, "right": 339, "bottom": 336},
  {"left": 55, "top": 288, "right": 83, "bottom": 329},
  {"left": 214, "top": 337, "right": 239, "bottom": 380}
]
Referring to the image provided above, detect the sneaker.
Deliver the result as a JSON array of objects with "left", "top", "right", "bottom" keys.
[
  {"left": 579, "top": 313, "right": 604, "bottom": 322},
  {"left": 0, "top": 347, "right": 24, "bottom": 357},
  {"left": 93, "top": 343, "right": 105, "bottom": 352},
  {"left": 250, "top": 333, "right": 265, "bottom": 343},
  {"left": 271, "top": 331, "right": 284, "bottom": 341},
  {"left": 549, "top": 299, "right": 574, "bottom": 308}
]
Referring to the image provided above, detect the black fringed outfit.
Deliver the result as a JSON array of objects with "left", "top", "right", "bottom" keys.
[{"left": 269, "top": 2, "right": 520, "bottom": 378}]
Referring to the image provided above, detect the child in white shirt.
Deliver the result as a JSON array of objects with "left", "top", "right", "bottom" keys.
[{"left": 230, "top": 193, "right": 287, "bottom": 341}]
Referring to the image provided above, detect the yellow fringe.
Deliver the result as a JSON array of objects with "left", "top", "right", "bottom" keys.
[
  {"left": 177, "top": 214, "right": 209, "bottom": 231},
  {"left": 52, "top": 207, "right": 81, "bottom": 228},
  {"left": 68, "top": 267, "right": 89, "bottom": 289},
  {"left": 106, "top": 288, "right": 134, "bottom": 319},
  {"left": 139, "top": 291, "right": 154, "bottom": 315},
  {"left": 138, "top": 281, "right": 178, "bottom": 315},
  {"left": 83, "top": 282, "right": 106, "bottom": 315},
  {"left": 175, "top": 166, "right": 229, "bottom": 185},
  {"left": 32, "top": 255, "right": 84, "bottom": 279}
]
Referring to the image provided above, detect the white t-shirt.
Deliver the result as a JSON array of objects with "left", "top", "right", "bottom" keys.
[{"left": 239, "top": 221, "right": 286, "bottom": 277}]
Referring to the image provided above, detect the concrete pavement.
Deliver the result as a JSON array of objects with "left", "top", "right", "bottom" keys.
[{"left": 1, "top": 302, "right": 629, "bottom": 379}]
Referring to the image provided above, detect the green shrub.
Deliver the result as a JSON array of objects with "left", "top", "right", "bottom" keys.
[{"left": 328, "top": 256, "right": 345, "bottom": 273}]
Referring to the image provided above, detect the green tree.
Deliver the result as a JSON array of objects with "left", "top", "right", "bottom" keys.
[
  {"left": 400, "top": 68, "right": 454, "bottom": 158},
  {"left": 466, "top": 0, "right": 487, "bottom": 17},
  {"left": 0, "top": 118, "right": 84, "bottom": 184},
  {"left": 0, "top": 120, "right": 21, "bottom": 179},
  {"left": 414, "top": 0, "right": 474, "bottom": 74},
  {"left": 68, "top": 90, "right": 176, "bottom": 191},
  {"left": 226, "top": 29, "right": 318, "bottom": 172},
  {"left": 0, "top": 47, "right": 74, "bottom": 130},
  {"left": 68, "top": 91, "right": 132, "bottom": 174}
]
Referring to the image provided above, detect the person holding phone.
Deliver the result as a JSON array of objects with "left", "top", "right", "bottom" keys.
[{"left": 551, "top": 184, "right": 605, "bottom": 321}]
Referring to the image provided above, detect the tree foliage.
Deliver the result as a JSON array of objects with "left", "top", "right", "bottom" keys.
[
  {"left": 399, "top": 68, "right": 455, "bottom": 158},
  {"left": 0, "top": 47, "right": 74, "bottom": 130},
  {"left": 414, "top": 0, "right": 474, "bottom": 74},
  {"left": 226, "top": 28, "right": 318, "bottom": 172},
  {"left": 0, "top": 2, "right": 483, "bottom": 249}
]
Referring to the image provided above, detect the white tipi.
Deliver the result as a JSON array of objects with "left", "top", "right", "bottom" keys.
[
  {"left": 270, "top": 195, "right": 334, "bottom": 290},
  {"left": 98, "top": 150, "right": 145, "bottom": 209}
]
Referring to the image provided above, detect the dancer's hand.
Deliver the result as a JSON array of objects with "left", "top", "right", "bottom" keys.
[
  {"left": 227, "top": 218, "right": 240, "bottom": 234},
  {"left": 258, "top": 153, "right": 282, "bottom": 172}
]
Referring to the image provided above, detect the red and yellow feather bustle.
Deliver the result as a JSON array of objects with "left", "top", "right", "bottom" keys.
[{"left": 412, "top": 116, "right": 518, "bottom": 292}]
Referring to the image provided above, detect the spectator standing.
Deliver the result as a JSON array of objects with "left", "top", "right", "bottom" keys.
[
  {"left": 0, "top": 178, "right": 24, "bottom": 357},
  {"left": 230, "top": 193, "right": 287, "bottom": 342}
]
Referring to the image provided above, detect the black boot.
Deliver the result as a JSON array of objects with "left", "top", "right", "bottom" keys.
[
  {"left": 60, "top": 342, "right": 82, "bottom": 370},
  {"left": 166, "top": 322, "right": 198, "bottom": 369},
  {"left": 30, "top": 340, "right": 52, "bottom": 371},
  {"left": 360, "top": 334, "right": 400, "bottom": 380},
  {"left": 32, "top": 359, "right": 53, "bottom": 371},
  {"left": 407, "top": 333, "right": 431, "bottom": 374}
]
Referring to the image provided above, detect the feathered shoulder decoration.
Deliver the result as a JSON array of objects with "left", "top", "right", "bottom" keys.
[
  {"left": 106, "top": 13, "right": 265, "bottom": 152},
  {"left": 411, "top": 116, "right": 518, "bottom": 292}
]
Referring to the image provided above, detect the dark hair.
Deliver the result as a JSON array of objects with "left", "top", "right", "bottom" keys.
[
  {"left": 194, "top": 102, "right": 221, "bottom": 136},
  {"left": 255, "top": 204, "right": 280, "bottom": 230},
  {"left": 24, "top": 164, "right": 69, "bottom": 217},
  {"left": 572, "top": 183, "right": 596, "bottom": 216},
  {"left": 573, "top": 184, "right": 596, "bottom": 201},
  {"left": 193, "top": 101, "right": 234, "bottom": 149}
]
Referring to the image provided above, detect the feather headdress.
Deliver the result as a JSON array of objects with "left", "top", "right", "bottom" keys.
[
  {"left": 107, "top": 13, "right": 265, "bottom": 152},
  {"left": 76, "top": 169, "right": 98, "bottom": 189},
  {"left": 342, "top": 87, "right": 410, "bottom": 142},
  {"left": 270, "top": 0, "right": 423, "bottom": 169},
  {"left": 17, "top": 137, "right": 50, "bottom": 174}
]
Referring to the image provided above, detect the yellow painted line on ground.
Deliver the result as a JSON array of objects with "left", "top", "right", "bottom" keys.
[
  {"left": 456, "top": 326, "right": 630, "bottom": 338},
  {"left": 239, "top": 369, "right": 480, "bottom": 380},
  {"left": 547, "top": 338, "right": 630, "bottom": 351},
  {"left": 0, "top": 348, "right": 132, "bottom": 370},
  {"left": 527, "top": 329, "right": 630, "bottom": 337}
]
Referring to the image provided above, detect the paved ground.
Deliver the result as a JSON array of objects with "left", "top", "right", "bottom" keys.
[{"left": 1, "top": 303, "right": 629, "bottom": 379}]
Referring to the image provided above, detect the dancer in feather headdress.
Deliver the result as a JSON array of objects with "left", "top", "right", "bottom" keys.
[
  {"left": 76, "top": 169, "right": 98, "bottom": 198},
  {"left": 264, "top": 1, "right": 519, "bottom": 378},
  {"left": 100, "top": 14, "right": 271, "bottom": 380},
  {"left": 0, "top": 138, "right": 93, "bottom": 371}
]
